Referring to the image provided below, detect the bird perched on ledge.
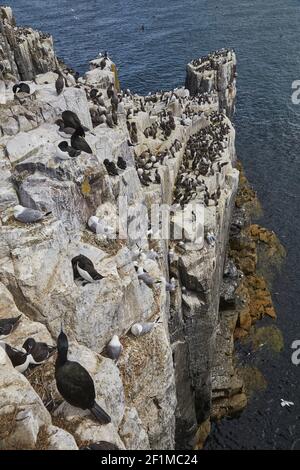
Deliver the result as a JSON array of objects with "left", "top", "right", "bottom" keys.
[
  {"left": 72, "top": 254, "right": 104, "bottom": 284},
  {"left": 55, "top": 328, "right": 111, "bottom": 424},
  {"left": 23, "top": 338, "right": 56, "bottom": 365},
  {"left": 61, "top": 110, "right": 85, "bottom": 135},
  {"left": 55, "top": 70, "right": 65, "bottom": 95},
  {"left": 71, "top": 128, "right": 93, "bottom": 154},
  {"left": 0, "top": 342, "right": 31, "bottom": 373},
  {"left": 57, "top": 141, "right": 81, "bottom": 159},
  {"left": 13, "top": 205, "right": 52, "bottom": 224},
  {"left": 106, "top": 335, "right": 123, "bottom": 363},
  {"left": 0, "top": 315, "right": 22, "bottom": 340},
  {"left": 12, "top": 82, "right": 30, "bottom": 95}
]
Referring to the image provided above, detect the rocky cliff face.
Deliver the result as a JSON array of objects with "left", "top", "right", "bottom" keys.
[
  {"left": 0, "top": 6, "right": 57, "bottom": 81},
  {"left": 0, "top": 7, "right": 242, "bottom": 450}
]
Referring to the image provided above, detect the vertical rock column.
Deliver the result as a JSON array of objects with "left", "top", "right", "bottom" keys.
[
  {"left": 185, "top": 49, "right": 237, "bottom": 118},
  {"left": 0, "top": 6, "right": 57, "bottom": 81}
]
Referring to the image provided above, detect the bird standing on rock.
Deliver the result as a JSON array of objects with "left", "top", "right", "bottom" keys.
[
  {"left": 23, "top": 338, "right": 56, "bottom": 365},
  {"left": 0, "top": 315, "right": 22, "bottom": 340},
  {"left": 13, "top": 83, "right": 31, "bottom": 95},
  {"left": 106, "top": 335, "right": 123, "bottom": 362},
  {"left": 0, "top": 342, "right": 31, "bottom": 373},
  {"left": 57, "top": 141, "right": 81, "bottom": 159},
  {"left": 61, "top": 111, "right": 85, "bottom": 135},
  {"left": 72, "top": 255, "right": 104, "bottom": 284},
  {"left": 55, "top": 329, "right": 111, "bottom": 424},
  {"left": 71, "top": 129, "right": 93, "bottom": 154},
  {"left": 131, "top": 318, "right": 161, "bottom": 337},
  {"left": 55, "top": 71, "right": 65, "bottom": 95}
]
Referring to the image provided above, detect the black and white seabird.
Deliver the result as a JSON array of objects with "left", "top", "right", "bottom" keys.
[
  {"left": 13, "top": 83, "right": 31, "bottom": 95},
  {"left": 71, "top": 129, "right": 93, "bottom": 154},
  {"left": 0, "top": 342, "right": 30, "bottom": 373},
  {"left": 23, "top": 338, "right": 56, "bottom": 365},
  {"left": 13, "top": 205, "right": 52, "bottom": 224},
  {"left": 55, "top": 119, "right": 76, "bottom": 138},
  {"left": 72, "top": 254, "right": 104, "bottom": 284},
  {"left": 104, "top": 159, "right": 119, "bottom": 176},
  {"left": 55, "top": 329, "right": 111, "bottom": 424},
  {"left": 55, "top": 71, "right": 65, "bottom": 95},
  {"left": 0, "top": 315, "right": 22, "bottom": 340},
  {"left": 61, "top": 111, "right": 85, "bottom": 134},
  {"left": 57, "top": 141, "right": 81, "bottom": 159},
  {"left": 117, "top": 156, "right": 127, "bottom": 170}
]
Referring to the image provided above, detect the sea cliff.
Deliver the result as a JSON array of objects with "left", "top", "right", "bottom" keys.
[{"left": 0, "top": 6, "right": 257, "bottom": 450}]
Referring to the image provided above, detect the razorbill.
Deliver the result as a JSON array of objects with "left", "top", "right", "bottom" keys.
[
  {"left": 0, "top": 342, "right": 31, "bottom": 373},
  {"left": 0, "top": 315, "right": 22, "bottom": 340},
  {"left": 72, "top": 255, "right": 104, "bottom": 283},
  {"left": 23, "top": 338, "right": 56, "bottom": 365}
]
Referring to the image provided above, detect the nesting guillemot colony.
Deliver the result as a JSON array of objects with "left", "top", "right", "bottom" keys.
[{"left": 0, "top": 6, "right": 242, "bottom": 450}]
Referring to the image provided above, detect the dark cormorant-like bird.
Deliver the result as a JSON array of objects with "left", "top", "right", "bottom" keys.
[
  {"left": 71, "top": 129, "right": 93, "bottom": 154},
  {"left": 0, "top": 315, "right": 22, "bottom": 339},
  {"left": 55, "top": 329, "right": 111, "bottom": 424},
  {"left": 62, "top": 110, "right": 85, "bottom": 134}
]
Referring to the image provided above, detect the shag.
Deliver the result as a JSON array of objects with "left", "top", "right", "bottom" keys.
[
  {"left": 55, "top": 329, "right": 111, "bottom": 424},
  {"left": 71, "top": 129, "right": 93, "bottom": 154}
]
